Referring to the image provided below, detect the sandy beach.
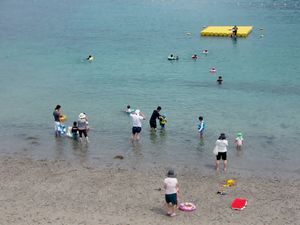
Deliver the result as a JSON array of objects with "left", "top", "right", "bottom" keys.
[{"left": 0, "top": 155, "right": 299, "bottom": 225}]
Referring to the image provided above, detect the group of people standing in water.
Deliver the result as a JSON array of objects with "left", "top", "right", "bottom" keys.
[
  {"left": 53, "top": 105, "right": 89, "bottom": 143},
  {"left": 53, "top": 104, "right": 244, "bottom": 171}
]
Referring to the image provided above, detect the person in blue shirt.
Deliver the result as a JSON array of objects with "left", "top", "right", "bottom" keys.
[{"left": 198, "top": 116, "right": 205, "bottom": 139}]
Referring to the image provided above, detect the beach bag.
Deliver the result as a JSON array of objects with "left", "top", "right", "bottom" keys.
[{"left": 213, "top": 146, "right": 218, "bottom": 155}]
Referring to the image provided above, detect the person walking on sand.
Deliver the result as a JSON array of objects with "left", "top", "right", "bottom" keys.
[
  {"left": 130, "top": 109, "right": 146, "bottom": 141},
  {"left": 164, "top": 169, "right": 179, "bottom": 217},
  {"left": 149, "top": 106, "right": 161, "bottom": 131},
  {"left": 53, "top": 105, "right": 62, "bottom": 137},
  {"left": 214, "top": 133, "right": 228, "bottom": 172}
]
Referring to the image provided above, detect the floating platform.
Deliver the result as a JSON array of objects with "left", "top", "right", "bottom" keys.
[{"left": 201, "top": 26, "right": 253, "bottom": 37}]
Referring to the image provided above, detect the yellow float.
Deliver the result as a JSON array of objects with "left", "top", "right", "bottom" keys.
[
  {"left": 201, "top": 26, "right": 253, "bottom": 37},
  {"left": 59, "top": 114, "right": 68, "bottom": 123}
]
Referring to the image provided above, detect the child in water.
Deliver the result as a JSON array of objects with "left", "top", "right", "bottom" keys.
[
  {"left": 159, "top": 115, "right": 167, "bottom": 129},
  {"left": 198, "top": 116, "right": 205, "bottom": 139},
  {"left": 125, "top": 105, "right": 134, "bottom": 113},
  {"left": 71, "top": 121, "right": 79, "bottom": 140},
  {"left": 217, "top": 76, "right": 223, "bottom": 85},
  {"left": 235, "top": 132, "right": 244, "bottom": 150}
]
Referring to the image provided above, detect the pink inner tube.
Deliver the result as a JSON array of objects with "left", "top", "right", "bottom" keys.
[
  {"left": 210, "top": 68, "right": 217, "bottom": 73},
  {"left": 179, "top": 202, "right": 196, "bottom": 212}
]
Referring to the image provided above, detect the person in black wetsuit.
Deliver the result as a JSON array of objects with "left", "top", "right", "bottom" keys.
[{"left": 149, "top": 106, "right": 161, "bottom": 131}]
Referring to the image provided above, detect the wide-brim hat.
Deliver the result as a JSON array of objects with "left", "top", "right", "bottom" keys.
[
  {"left": 167, "top": 169, "right": 176, "bottom": 178},
  {"left": 135, "top": 109, "right": 140, "bottom": 115},
  {"left": 79, "top": 113, "right": 86, "bottom": 119},
  {"left": 237, "top": 132, "right": 243, "bottom": 138}
]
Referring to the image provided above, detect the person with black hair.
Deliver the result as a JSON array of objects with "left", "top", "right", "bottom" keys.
[
  {"left": 214, "top": 133, "right": 228, "bottom": 172},
  {"left": 164, "top": 169, "right": 179, "bottom": 217},
  {"left": 149, "top": 106, "right": 161, "bottom": 131},
  {"left": 53, "top": 105, "right": 61, "bottom": 137},
  {"left": 231, "top": 25, "right": 238, "bottom": 38},
  {"left": 217, "top": 76, "right": 223, "bottom": 85}
]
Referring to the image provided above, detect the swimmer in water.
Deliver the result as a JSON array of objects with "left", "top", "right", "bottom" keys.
[
  {"left": 217, "top": 76, "right": 223, "bottom": 85},
  {"left": 125, "top": 105, "right": 133, "bottom": 113},
  {"left": 86, "top": 55, "right": 94, "bottom": 61},
  {"left": 203, "top": 49, "right": 208, "bottom": 54}
]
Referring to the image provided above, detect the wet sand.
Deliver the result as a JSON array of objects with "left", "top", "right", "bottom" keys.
[{"left": 0, "top": 155, "right": 299, "bottom": 225}]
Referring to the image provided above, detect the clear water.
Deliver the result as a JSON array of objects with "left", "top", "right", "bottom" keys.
[{"left": 0, "top": 0, "right": 300, "bottom": 178}]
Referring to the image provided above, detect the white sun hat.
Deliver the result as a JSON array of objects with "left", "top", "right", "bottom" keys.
[{"left": 78, "top": 113, "right": 86, "bottom": 119}]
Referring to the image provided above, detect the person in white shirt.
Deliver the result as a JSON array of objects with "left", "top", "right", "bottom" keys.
[
  {"left": 214, "top": 133, "right": 228, "bottom": 172},
  {"left": 130, "top": 109, "right": 145, "bottom": 141},
  {"left": 164, "top": 169, "right": 179, "bottom": 217}
]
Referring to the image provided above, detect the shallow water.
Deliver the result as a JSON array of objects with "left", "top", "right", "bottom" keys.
[{"left": 0, "top": 0, "right": 300, "bottom": 178}]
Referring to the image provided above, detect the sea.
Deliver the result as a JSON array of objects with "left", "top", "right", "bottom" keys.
[{"left": 0, "top": 0, "right": 299, "bottom": 178}]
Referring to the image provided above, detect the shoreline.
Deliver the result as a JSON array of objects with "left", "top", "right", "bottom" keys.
[{"left": 1, "top": 155, "right": 299, "bottom": 225}]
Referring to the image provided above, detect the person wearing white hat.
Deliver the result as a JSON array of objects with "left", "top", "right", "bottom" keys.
[
  {"left": 130, "top": 109, "right": 146, "bottom": 141},
  {"left": 77, "top": 113, "right": 89, "bottom": 143}
]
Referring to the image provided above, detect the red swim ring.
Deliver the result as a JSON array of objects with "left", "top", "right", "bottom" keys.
[{"left": 179, "top": 202, "right": 196, "bottom": 212}]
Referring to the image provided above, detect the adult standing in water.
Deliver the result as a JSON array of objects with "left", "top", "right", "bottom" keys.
[
  {"left": 231, "top": 25, "right": 238, "bottom": 38},
  {"left": 214, "top": 133, "right": 228, "bottom": 172},
  {"left": 53, "top": 105, "right": 61, "bottom": 137},
  {"left": 149, "top": 106, "right": 161, "bottom": 131},
  {"left": 130, "top": 109, "right": 146, "bottom": 141},
  {"left": 78, "top": 113, "right": 89, "bottom": 143}
]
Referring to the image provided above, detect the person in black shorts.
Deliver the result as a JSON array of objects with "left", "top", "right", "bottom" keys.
[
  {"left": 214, "top": 133, "right": 229, "bottom": 172},
  {"left": 149, "top": 106, "right": 161, "bottom": 131}
]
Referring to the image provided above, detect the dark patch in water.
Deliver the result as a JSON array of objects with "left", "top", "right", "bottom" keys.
[
  {"left": 30, "top": 141, "right": 40, "bottom": 145},
  {"left": 280, "top": 123, "right": 289, "bottom": 129},
  {"left": 26, "top": 136, "right": 39, "bottom": 141},
  {"left": 114, "top": 155, "right": 124, "bottom": 160}
]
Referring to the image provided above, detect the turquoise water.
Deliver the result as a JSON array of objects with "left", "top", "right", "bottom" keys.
[{"left": 0, "top": 0, "right": 300, "bottom": 178}]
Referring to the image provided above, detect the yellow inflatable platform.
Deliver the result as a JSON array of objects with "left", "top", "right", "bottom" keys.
[{"left": 201, "top": 26, "right": 253, "bottom": 37}]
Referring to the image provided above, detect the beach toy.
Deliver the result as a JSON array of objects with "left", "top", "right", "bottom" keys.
[
  {"left": 59, "top": 114, "right": 68, "bottom": 123},
  {"left": 210, "top": 67, "right": 217, "bottom": 73},
  {"left": 57, "top": 124, "right": 67, "bottom": 135},
  {"left": 223, "top": 179, "right": 236, "bottom": 187},
  {"left": 179, "top": 202, "right": 196, "bottom": 212},
  {"left": 231, "top": 198, "right": 247, "bottom": 210}
]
